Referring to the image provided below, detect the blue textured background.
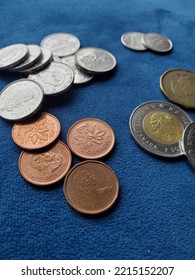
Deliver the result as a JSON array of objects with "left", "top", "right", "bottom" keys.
[{"left": 0, "top": 0, "right": 195, "bottom": 260}]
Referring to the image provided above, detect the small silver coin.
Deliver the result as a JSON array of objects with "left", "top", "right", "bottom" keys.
[
  {"left": 61, "top": 55, "right": 93, "bottom": 84},
  {"left": 0, "top": 79, "right": 44, "bottom": 121},
  {"left": 75, "top": 47, "right": 116, "bottom": 74},
  {"left": 10, "top": 45, "right": 42, "bottom": 71},
  {"left": 121, "top": 32, "right": 147, "bottom": 51},
  {"left": 28, "top": 62, "right": 74, "bottom": 96},
  {"left": 182, "top": 122, "right": 195, "bottom": 169},
  {"left": 142, "top": 33, "right": 173, "bottom": 53},
  {"left": 130, "top": 101, "right": 191, "bottom": 158},
  {"left": 41, "top": 33, "right": 80, "bottom": 57},
  {"left": 20, "top": 47, "right": 52, "bottom": 74},
  {"left": 0, "top": 44, "right": 29, "bottom": 70}
]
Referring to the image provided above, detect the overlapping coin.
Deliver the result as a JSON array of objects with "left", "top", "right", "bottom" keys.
[
  {"left": 142, "top": 33, "right": 173, "bottom": 53},
  {"left": 130, "top": 101, "right": 192, "bottom": 157},
  {"left": 182, "top": 122, "right": 195, "bottom": 169},
  {"left": 121, "top": 32, "right": 147, "bottom": 51}
]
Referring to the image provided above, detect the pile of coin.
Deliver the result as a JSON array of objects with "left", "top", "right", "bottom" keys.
[{"left": 121, "top": 32, "right": 173, "bottom": 53}]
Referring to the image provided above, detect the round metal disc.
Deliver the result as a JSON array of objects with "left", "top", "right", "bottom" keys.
[
  {"left": 121, "top": 32, "right": 147, "bottom": 51},
  {"left": 142, "top": 33, "right": 173, "bottom": 53}
]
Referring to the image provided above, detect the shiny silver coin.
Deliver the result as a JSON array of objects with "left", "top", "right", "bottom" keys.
[
  {"left": 0, "top": 44, "right": 29, "bottom": 70},
  {"left": 75, "top": 47, "right": 116, "bottom": 74},
  {"left": 41, "top": 33, "right": 80, "bottom": 57},
  {"left": 20, "top": 47, "right": 52, "bottom": 74},
  {"left": 61, "top": 55, "right": 93, "bottom": 84},
  {"left": 28, "top": 62, "right": 74, "bottom": 96},
  {"left": 130, "top": 101, "right": 191, "bottom": 158},
  {"left": 0, "top": 79, "right": 44, "bottom": 121},
  {"left": 182, "top": 122, "right": 195, "bottom": 169},
  {"left": 11, "top": 45, "right": 42, "bottom": 71},
  {"left": 142, "top": 33, "right": 173, "bottom": 53},
  {"left": 121, "top": 32, "right": 147, "bottom": 51}
]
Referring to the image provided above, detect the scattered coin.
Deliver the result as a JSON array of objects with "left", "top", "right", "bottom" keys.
[
  {"left": 130, "top": 101, "right": 192, "bottom": 157},
  {"left": 41, "top": 33, "right": 80, "bottom": 57},
  {"left": 142, "top": 33, "right": 173, "bottom": 53},
  {"left": 63, "top": 160, "right": 119, "bottom": 214},
  {"left": 0, "top": 79, "right": 44, "bottom": 121},
  {"left": 28, "top": 62, "right": 74, "bottom": 96},
  {"left": 75, "top": 47, "right": 116, "bottom": 74},
  {"left": 182, "top": 122, "right": 195, "bottom": 169},
  {"left": 19, "top": 140, "right": 72, "bottom": 186},
  {"left": 12, "top": 112, "right": 61, "bottom": 150},
  {"left": 0, "top": 44, "right": 29, "bottom": 70},
  {"left": 160, "top": 68, "right": 195, "bottom": 108},
  {"left": 61, "top": 55, "right": 93, "bottom": 84},
  {"left": 66, "top": 118, "right": 115, "bottom": 159},
  {"left": 121, "top": 32, "right": 147, "bottom": 51}
]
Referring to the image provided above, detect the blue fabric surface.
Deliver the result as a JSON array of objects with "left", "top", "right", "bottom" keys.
[{"left": 0, "top": 0, "right": 195, "bottom": 260}]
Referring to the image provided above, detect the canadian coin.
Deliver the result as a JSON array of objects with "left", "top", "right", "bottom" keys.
[
  {"left": 160, "top": 69, "right": 195, "bottom": 108},
  {"left": 182, "top": 122, "right": 195, "bottom": 168},
  {"left": 20, "top": 47, "right": 52, "bottom": 74},
  {"left": 142, "top": 33, "right": 173, "bottom": 52},
  {"left": 130, "top": 101, "right": 192, "bottom": 157},
  {"left": 0, "top": 79, "right": 44, "bottom": 121},
  {"left": 41, "top": 33, "right": 80, "bottom": 57},
  {"left": 12, "top": 112, "right": 61, "bottom": 150},
  {"left": 11, "top": 45, "right": 42, "bottom": 71},
  {"left": 64, "top": 160, "right": 119, "bottom": 214},
  {"left": 0, "top": 44, "right": 29, "bottom": 70},
  {"left": 19, "top": 140, "right": 72, "bottom": 186},
  {"left": 66, "top": 118, "right": 115, "bottom": 159},
  {"left": 61, "top": 55, "right": 93, "bottom": 84},
  {"left": 121, "top": 32, "right": 147, "bottom": 51},
  {"left": 28, "top": 62, "right": 74, "bottom": 96},
  {"left": 75, "top": 47, "right": 116, "bottom": 74}
]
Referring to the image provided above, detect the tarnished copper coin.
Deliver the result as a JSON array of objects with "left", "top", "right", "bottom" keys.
[
  {"left": 18, "top": 140, "right": 72, "bottom": 186},
  {"left": 64, "top": 160, "right": 119, "bottom": 214},
  {"left": 12, "top": 112, "right": 61, "bottom": 150},
  {"left": 66, "top": 118, "right": 115, "bottom": 159}
]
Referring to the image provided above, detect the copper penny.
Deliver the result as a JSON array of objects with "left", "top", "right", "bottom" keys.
[
  {"left": 66, "top": 118, "right": 115, "bottom": 159},
  {"left": 18, "top": 140, "right": 72, "bottom": 186},
  {"left": 63, "top": 160, "right": 119, "bottom": 214},
  {"left": 12, "top": 112, "right": 61, "bottom": 150}
]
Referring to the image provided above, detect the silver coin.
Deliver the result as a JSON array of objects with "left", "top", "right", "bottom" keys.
[
  {"left": 142, "top": 33, "right": 173, "bottom": 53},
  {"left": 52, "top": 55, "right": 62, "bottom": 62},
  {"left": 20, "top": 47, "right": 52, "bottom": 74},
  {"left": 0, "top": 79, "right": 44, "bottom": 121},
  {"left": 75, "top": 47, "right": 116, "bottom": 74},
  {"left": 41, "top": 33, "right": 80, "bottom": 57},
  {"left": 182, "top": 122, "right": 195, "bottom": 169},
  {"left": 121, "top": 32, "right": 147, "bottom": 51},
  {"left": 0, "top": 44, "right": 29, "bottom": 70},
  {"left": 28, "top": 62, "right": 74, "bottom": 96},
  {"left": 10, "top": 45, "right": 42, "bottom": 71},
  {"left": 61, "top": 55, "right": 93, "bottom": 84},
  {"left": 130, "top": 101, "right": 192, "bottom": 158}
]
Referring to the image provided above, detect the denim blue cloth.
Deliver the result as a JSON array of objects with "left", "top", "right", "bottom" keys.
[{"left": 0, "top": 0, "right": 195, "bottom": 260}]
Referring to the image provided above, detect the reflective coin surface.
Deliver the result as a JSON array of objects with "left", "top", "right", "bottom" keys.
[
  {"left": 64, "top": 160, "right": 119, "bottom": 214},
  {"left": 0, "top": 44, "right": 29, "bottom": 70},
  {"left": 121, "top": 32, "right": 147, "bottom": 51},
  {"left": 67, "top": 118, "right": 115, "bottom": 159},
  {"left": 160, "top": 69, "right": 195, "bottom": 108},
  {"left": 12, "top": 112, "right": 61, "bottom": 149},
  {"left": 0, "top": 79, "right": 44, "bottom": 121},
  {"left": 41, "top": 33, "right": 80, "bottom": 57},
  {"left": 19, "top": 140, "right": 72, "bottom": 186},
  {"left": 130, "top": 101, "right": 192, "bottom": 157},
  {"left": 61, "top": 55, "right": 93, "bottom": 84},
  {"left": 28, "top": 62, "right": 74, "bottom": 95},
  {"left": 142, "top": 33, "right": 173, "bottom": 52},
  {"left": 182, "top": 122, "right": 195, "bottom": 169},
  {"left": 75, "top": 47, "right": 116, "bottom": 74}
]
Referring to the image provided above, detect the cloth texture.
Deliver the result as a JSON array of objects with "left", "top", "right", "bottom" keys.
[{"left": 0, "top": 0, "right": 195, "bottom": 260}]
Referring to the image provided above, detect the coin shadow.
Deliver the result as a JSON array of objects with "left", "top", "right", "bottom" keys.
[
  {"left": 92, "top": 67, "right": 118, "bottom": 84},
  {"left": 0, "top": 70, "right": 22, "bottom": 84}
]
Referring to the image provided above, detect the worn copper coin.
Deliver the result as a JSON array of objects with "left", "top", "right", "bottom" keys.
[
  {"left": 12, "top": 112, "right": 61, "bottom": 150},
  {"left": 64, "top": 160, "right": 119, "bottom": 214},
  {"left": 66, "top": 118, "right": 115, "bottom": 159},
  {"left": 18, "top": 140, "right": 72, "bottom": 186}
]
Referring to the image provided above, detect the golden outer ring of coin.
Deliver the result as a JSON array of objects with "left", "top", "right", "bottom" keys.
[
  {"left": 63, "top": 160, "right": 119, "bottom": 215},
  {"left": 12, "top": 112, "right": 61, "bottom": 150},
  {"left": 66, "top": 118, "right": 115, "bottom": 159},
  {"left": 18, "top": 140, "right": 72, "bottom": 186}
]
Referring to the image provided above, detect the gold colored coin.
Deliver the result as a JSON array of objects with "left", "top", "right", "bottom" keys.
[{"left": 160, "top": 69, "right": 195, "bottom": 108}]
